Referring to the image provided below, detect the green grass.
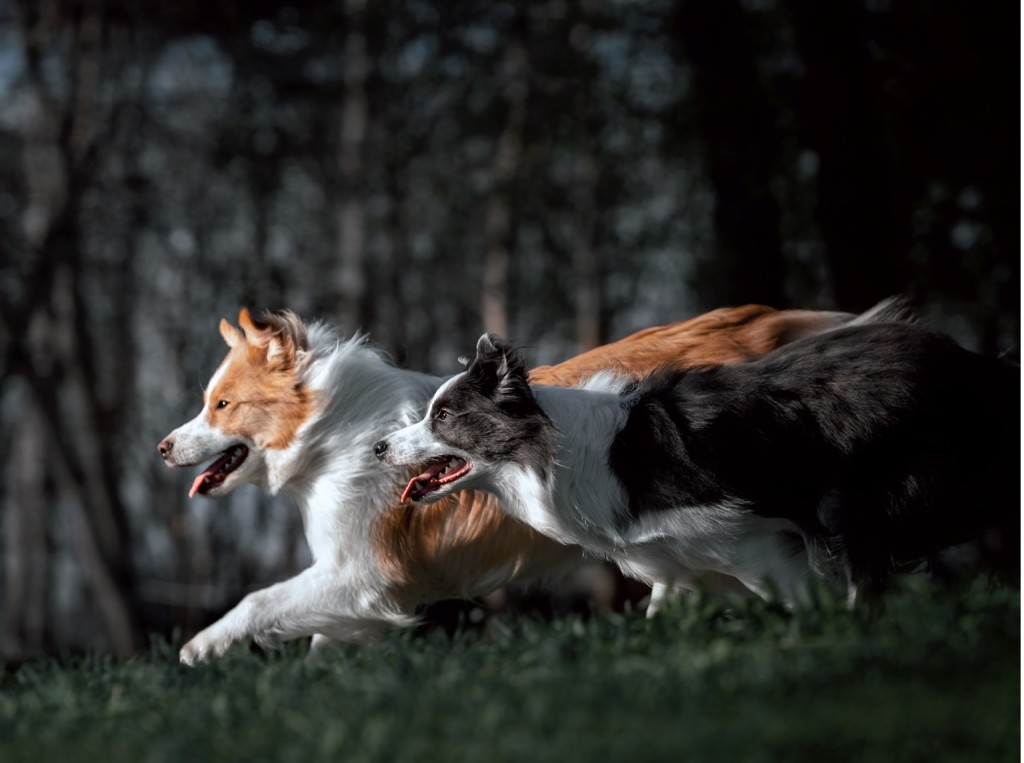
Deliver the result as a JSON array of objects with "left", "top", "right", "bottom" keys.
[{"left": 1, "top": 577, "right": 1018, "bottom": 763}]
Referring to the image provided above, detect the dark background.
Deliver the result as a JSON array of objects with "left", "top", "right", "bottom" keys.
[{"left": 0, "top": 0, "right": 1018, "bottom": 658}]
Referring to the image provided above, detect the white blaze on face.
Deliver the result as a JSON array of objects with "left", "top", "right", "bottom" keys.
[
  {"left": 377, "top": 372, "right": 480, "bottom": 504},
  {"left": 382, "top": 372, "right": 463, "bottom": 465},
  {"left": 381, "top": 418, "right": 452, "bottom": 467},
  {"left": 165, "top": 409, "right": 240, "bottom": 468},
  {"left": 160, "top": 347, "right": 263, "bottom": 498},
  {"left": 380, "top": 417, "right": 477, "bottom": 505},
  {"left": 164, "top": 358, "right": 239, "bottom": 468}
]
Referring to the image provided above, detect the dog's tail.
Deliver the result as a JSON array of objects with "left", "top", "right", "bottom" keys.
[
  {"left": 844, "top": 295, "right": 918, "bottom": 327},
  {"left": 756, "top": 295, "right": 916, "bottom": 349}
]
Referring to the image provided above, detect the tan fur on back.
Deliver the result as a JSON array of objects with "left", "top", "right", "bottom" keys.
[{"left": 372, "top": 305, "right": 854, "bottom": 604}]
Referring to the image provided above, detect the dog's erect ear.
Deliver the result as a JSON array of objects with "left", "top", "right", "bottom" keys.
[
  {"left": 471, "top": 333, "right": 527, "bottom": 387},
  {"left": 475, "top": 333, "right": 501, "bottom": 360},
  {"left": 236, "top": 308, "right": 293, "bottom": 367},
  {"left": 474, "top": 333, "right": 508, "bottom": 377},
  {"left": 220, "top": 318, "right": 243, "bottom": 348},
  {"left": 264, "top": 334, "right": 296, "bottom": 367},
  {"left": 238, "top": 308, "right": 263, "bottom": 338}
]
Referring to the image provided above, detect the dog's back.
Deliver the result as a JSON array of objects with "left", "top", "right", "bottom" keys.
[{"left": 611, "top": 321, "right": 1019, "bottom": 589}]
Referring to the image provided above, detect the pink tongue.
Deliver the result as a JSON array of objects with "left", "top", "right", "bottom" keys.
[
  {"left": 189, "top": 471, "right": 210, "bottom": 499},
  {"left": 188, "top": 454, "right": 231, "bottom": 499},
  {"left": 188, "top": 472, "right": 208, "bottom": 499},
  {"left": 399, "top": 462, "right": 448, "bottom": 504}
]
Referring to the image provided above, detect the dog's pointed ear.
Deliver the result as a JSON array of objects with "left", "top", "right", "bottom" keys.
[
  {"left": 220, "top": 318, "right": 243, "bottom": 348},
  {"left": 238, "top": 308, "right": 261, "bottom": 338},
  {"left": 474, "top": 333, "right": 508, "bottom": 375},
  {"left": 475, "top": 333, "right": 500, "bottom": 359},
  {"left": 238, "top": 309, "right": 296, "bottom": 369},
  {"left": 265, "top": 333, "right": 296, "bottom": 368},
  {"left": 472, "top": 333, "right": 526, "bottom": 387}
]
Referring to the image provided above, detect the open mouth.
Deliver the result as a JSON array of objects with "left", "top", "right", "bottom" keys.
[
  {"left": 189, "top": 445, "right": 249, "bottom": 498},
  {"left": 400, "top": 456, "right": 472, "bottom": 503}
]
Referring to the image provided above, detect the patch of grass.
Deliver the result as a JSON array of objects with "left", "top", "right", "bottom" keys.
[{"left": 0, "top": 577, "right": 1018, "bottom": 763}]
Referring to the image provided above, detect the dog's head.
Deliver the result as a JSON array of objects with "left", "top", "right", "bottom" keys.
[
  {"left": 157, "top": 308, "right": 313, "bottom": 498},
  {"left": 374, "top": 333, "right": 555, "bottom": 504}
]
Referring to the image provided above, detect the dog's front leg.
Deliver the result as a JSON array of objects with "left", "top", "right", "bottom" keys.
[
  {"left": 179, "top": 563, "right": 373, "bottom": 666},
  {"left": 307, "top": 633, "right": 342, "bottom": 658},
  {"left": 645, "top": 582, "right": 673, "bottom": 619}
]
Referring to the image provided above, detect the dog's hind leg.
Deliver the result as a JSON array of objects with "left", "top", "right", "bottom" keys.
[{"left": 730, "top": 528, "right": 814, "bottom": 606}]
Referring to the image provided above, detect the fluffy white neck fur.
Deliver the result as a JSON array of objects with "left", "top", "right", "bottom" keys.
[
  {"left": 270, "top": 328, "right": 442, "bottom": 565},
  {"left": 489, "top": 382, "right": 632, "bottom": 551}
]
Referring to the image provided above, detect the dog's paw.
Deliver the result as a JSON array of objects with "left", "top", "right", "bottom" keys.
[
  {"left": 180, "top": 631, "right": 233, "bottom": 667},
  {"left": 179, "top": 639, "right": 210, "bottom": 667}
]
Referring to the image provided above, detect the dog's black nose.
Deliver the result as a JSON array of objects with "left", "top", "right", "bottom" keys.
[{"left": 373, "top": 440, "right": 389, "bottom": 459}]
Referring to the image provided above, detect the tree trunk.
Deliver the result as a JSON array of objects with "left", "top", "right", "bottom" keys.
[
  {"left": 788, "top": 0, "right": 911, "bottom": 310},
  {"left": 482, "top": 37, "right": 529, "bottom": 337},
  {"left": 572, "top": 105, "right": 601, "bottom": 352},
  {"left": 337, "top": 0, "right": 369, "bottom": 334},
  {"left": 676, "top": 0, "right": 787, "bottom": 308},
  {"left": 2, "top": 391, "right": 49, "bottom": 659}
]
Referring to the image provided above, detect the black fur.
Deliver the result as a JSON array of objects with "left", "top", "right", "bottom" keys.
[
  {"left": 608, "top": 322, "right": 1019, "bottom": 589},
  {"left": 429, "top": 334, "right": 556, "bottom": 482}
]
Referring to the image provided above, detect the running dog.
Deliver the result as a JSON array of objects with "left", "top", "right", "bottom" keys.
[
  {"left": 375, "top": 322, "right": 1018, "bottom": 603},
  {"left": 159, "top": 301, "right": 900, "bottom": 663}
]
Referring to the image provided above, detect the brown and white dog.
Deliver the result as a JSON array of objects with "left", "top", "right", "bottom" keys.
[{"left": 158, "top": 302, "right": 902, "bottom": 664}]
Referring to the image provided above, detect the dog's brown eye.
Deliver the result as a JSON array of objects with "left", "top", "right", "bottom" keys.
[
  {"left": 216, "top": 400, "right": 230, "bottom": 410},
  {"left": 436, "top": 409, "right": 449, "bottom": 421}
]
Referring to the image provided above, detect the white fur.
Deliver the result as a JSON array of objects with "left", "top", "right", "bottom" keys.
[{"left": 171, "top": 330, "right": 445, "bottom": 664}]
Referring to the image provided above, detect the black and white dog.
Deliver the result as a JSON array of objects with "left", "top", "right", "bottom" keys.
[{"left": 375, "top": 322, "right": 1019, "bottom": 603}]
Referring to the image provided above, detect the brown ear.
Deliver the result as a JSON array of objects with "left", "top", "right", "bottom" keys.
[
  {"left": 265, "top": 334, "right": 296, "bottom": 367},
  {"left": 238, "top": 307, "right": 277, "bottom": 347},
  {"left": 219, "top": 318, "right": 243, "bottom": 348},
  {"left": 237, "top": 308, "right": 259, "bottom": 336}
]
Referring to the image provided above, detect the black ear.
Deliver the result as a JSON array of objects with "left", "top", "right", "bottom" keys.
[
  {"left": 474, "top": 333, "right": 502, "bottom": 363},
  {"left": 468, "top": 333, "right": 528, "bottom": 389}
]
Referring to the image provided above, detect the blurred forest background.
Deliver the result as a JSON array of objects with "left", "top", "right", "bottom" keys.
[{"left": 0, "top": 0, "right": 1018, "bottom": 658}]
